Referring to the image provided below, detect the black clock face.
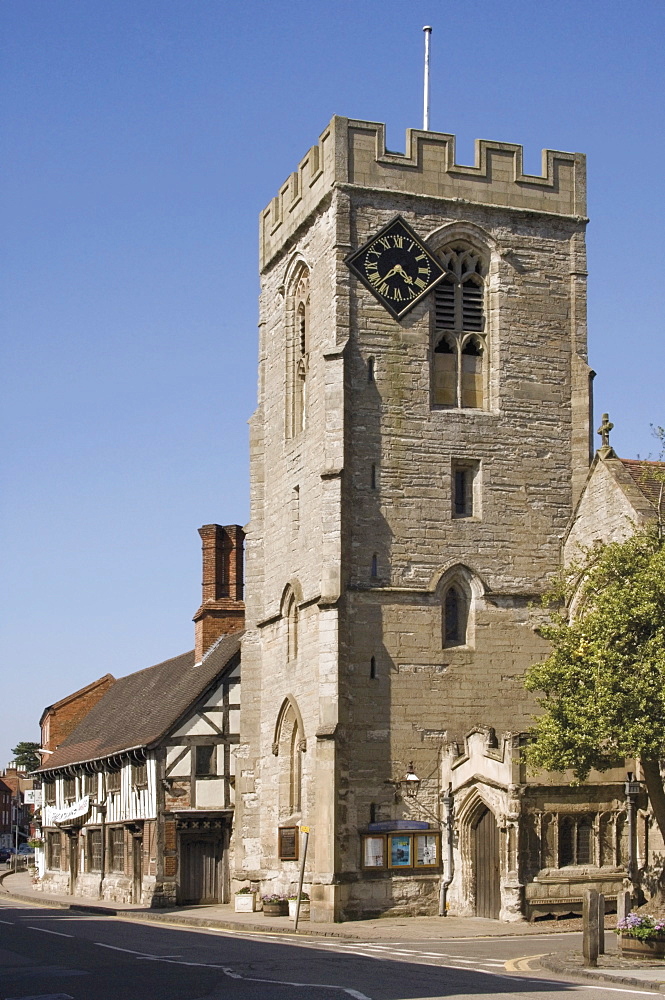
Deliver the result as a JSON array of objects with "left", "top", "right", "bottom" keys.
[{"left": 345, "top": 216, "right": 446, "bottom": 320}]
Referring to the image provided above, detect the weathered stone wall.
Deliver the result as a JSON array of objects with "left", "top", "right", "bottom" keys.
[{"left": 564, "top": 454, "right": 654, "bottom": 562}]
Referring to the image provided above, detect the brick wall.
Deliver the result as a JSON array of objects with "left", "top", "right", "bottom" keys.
[{"left": 41, "top": 675, "right": 116, "bottom": 753}]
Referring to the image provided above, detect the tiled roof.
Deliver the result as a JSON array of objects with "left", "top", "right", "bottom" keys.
[
  {"left": 38, "top": 631, "right": 242, "bottom": 772},
  {"left": 620, "top": 459, "right": 665, "bottom": 511}
]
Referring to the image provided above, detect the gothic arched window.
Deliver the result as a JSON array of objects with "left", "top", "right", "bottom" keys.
[
  {"left": 443, "top": 584, "right": 468, "bottom": 647},
  {"left": 285, "top": 590, "right": 298, "bottom": 662},
  {"left": 432, "top": 244, "right": 487, "bottom": 409},
  {"left": 274, "top": 699, "right": 305, "bottom": 819},
  {"left": 287, "top": 267, "right": 310, "bottom": 437}
]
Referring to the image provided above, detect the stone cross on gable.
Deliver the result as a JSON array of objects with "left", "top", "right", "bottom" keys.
[{"left": 597, "top": 412, "right": 614, "bottom": 453}]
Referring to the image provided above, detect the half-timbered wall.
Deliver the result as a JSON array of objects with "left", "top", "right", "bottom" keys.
[{"left": 163, "top": 662, "right": 240, "bottom": 812}]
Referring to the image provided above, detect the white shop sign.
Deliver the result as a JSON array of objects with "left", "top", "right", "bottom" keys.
[{"left": 52, "top": 795, "right": 90, "bottom": 824}]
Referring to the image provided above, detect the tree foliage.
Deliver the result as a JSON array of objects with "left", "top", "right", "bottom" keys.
[
  {"left": 11, "top": 741, "right": 41, "bottom": 772},
  {"left": 524, "top": 522, "right": 665, "bottom": 839}
]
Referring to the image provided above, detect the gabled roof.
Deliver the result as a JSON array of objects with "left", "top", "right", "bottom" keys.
[
  {"left": 39, "top": 674, "right": 116, "bottom": 726},
  {"left": 619, "top": 459, "right": 665, "bottom": 512},
  {"left": 38, "top": 631, "right": 243, "bottom": 773}
]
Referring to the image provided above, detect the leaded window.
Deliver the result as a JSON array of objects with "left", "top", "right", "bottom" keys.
[
  {"left": 47, "top": 831, "right": 61, "bottom": 870},
  {"left": 88, "top": 829, "right": 102, "bottom": 871},
  {"left": 110, "top": 827, "right": 124, "bottom": 873},
  {"left": 443, "top": 585, "right": 468, "bottom": 647}
]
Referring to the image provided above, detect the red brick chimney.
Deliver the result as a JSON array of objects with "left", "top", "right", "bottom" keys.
[{"left": 193, "top": 524, "right": 245, "bottom": 661}]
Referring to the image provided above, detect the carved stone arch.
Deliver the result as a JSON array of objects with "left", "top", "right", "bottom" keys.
[
  {"left": 281, "top": 581, "right": 303, "bottom": 662},
  {"left": 283, "top": 252, "right": 312, "bottom": 296},
  {"left": 457, "top": 785, "right": 495, "bottom": 828},
  {"left": 280, "top": 579, "right": 304, "bottom": 613},
  {"left": 425, "top": 221, "right": 497, "bottom": 260},
  {"left": 432, "top": 563, "right": 484, "bottom": 650},
  {"left": 273, "top": 695, "right": 306, "bottom": 819},
  {"left": 272, "top": 695, "right": 306, "bottom": 756},
  {"left": 283, "top": 256, "right": 311, "bottom": 437}
]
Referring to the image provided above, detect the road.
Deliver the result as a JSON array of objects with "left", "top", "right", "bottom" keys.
[{"left": 0, "top": 896, "right": 656, "bottom": 1000}]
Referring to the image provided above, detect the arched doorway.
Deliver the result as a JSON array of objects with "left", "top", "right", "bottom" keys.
[{"left": 473, "top": 807, "right": 500, "bottom": 918}]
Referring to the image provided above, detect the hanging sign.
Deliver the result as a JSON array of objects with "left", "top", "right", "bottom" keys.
[{"left": 51, "top": 795, "right": 90, "bottom": 824}]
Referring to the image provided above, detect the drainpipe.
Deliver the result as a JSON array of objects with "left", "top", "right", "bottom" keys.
[{"left": 439, "top": 783, "right": 455, "bottom": 916}]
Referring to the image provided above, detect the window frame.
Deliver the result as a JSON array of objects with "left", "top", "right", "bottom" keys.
[
  {"left": 431, "top": 243, "right": 488, "bottom": 411},
  {"left": 88, "top": 828, "right": 103, "bottom": 872},
  {"left": 109, "top": 827, "right": 124, "bottom": 873},
  {"left": 47, "top": 831, "right": 62, "bottom": 870},
  {"left": 106, "top": 769, "right": 121, "bottom": 794},
  {"left": 195, "top": 744, "right": 217, "bottom": 778},
  {"left": 451, "top": 459, "right": 481, "bottom": 520},
  {"left": 131, "top": 762, "right": 148, "bottom": 788}
]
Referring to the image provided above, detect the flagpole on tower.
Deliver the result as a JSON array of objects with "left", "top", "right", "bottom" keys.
[{"left": 423, "top": 26, "right": 432, "bottom": 131}]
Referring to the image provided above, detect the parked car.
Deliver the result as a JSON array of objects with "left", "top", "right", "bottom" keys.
[
  {"left": 0, "top": 847, "right": 13, "bottom": 863},
  {"left": 17, "top": 845, "right": 35, "bottom": 859}
]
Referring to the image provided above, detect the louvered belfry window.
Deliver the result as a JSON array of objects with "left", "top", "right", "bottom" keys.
[{"left": 432, "top": 245, "right": 486, "bottom": 409}]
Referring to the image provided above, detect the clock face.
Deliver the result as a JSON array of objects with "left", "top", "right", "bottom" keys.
[{"left": 345, "top": 216, "right": 446, "bottom": 320}]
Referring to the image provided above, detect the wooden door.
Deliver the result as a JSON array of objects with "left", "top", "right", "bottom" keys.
[
  {"left": 132, "top": 836, "right": 143, "bottom": 904},
  {"left": 474, "top": 807, "right": 500, "bottom": 919},
  {"left": 179, "top": 835, "right": 221, "bottom": 904}
]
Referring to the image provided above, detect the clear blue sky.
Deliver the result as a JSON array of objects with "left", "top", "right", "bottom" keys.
[{"left": 1, "top": 0, "right": 663, "bottom": 766}]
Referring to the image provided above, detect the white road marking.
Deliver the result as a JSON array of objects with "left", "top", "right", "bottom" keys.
[
  {"left": 574, "top": 988, "right": 664, "bottom": 996},
  {"left": 496, "top": 976, "right": 661, "bottom": 995},
  {"left": 0, "top": 918, "right": 15, "bottom": 923},
  {"left": 3, "top": 994, "right": 74, "bottom": 1000},
  {"left": 26, "top": 927, "right": 73, "bottom": 938},
  {"left": 136, "top": 953, "right": 182, "bottom": 959},
  {"left": 94, "top": 942, "right": 153, "bottom": 955},
  {"left": 101, "top": 952, "right": 371, "bottom": 999}
]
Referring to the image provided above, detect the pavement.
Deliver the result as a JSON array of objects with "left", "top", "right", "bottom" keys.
[{"left": 4, "top": 869, "right": 665, "bottom": 993}]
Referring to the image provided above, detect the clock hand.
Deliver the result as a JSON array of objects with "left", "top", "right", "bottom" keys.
[
  {"left": 380, "top": 265, "right": 400, "bottom": 281},
  {"left": 393, "top": 264, "right": 414, "bottom": 284}
]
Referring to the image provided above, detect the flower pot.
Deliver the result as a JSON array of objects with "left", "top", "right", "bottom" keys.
[
  {"left": 289, "top": 900, "right": 310, "bottom": 921},
  {"left": 620, "top": 934, "right": 665, "bottom": 959},
  {"left": 263, "top": 901, "right": 288, "bottom": 916},
  {"left": 234, "top": 893, "right": 256, "bottom": 913}
]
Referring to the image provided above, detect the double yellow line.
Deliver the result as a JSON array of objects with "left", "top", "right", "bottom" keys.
[{"left": 503, "top": 954, "right": 547, "bottom": 972}]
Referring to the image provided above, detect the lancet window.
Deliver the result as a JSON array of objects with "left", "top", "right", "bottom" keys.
[
  {"left": 443, "top": 584, "right": 469, "bottom": 647},
  {"left": 432, "top": 244, "right": 487, "bottom": 409},
  {"left": 274, "top": 699, "right": 305, "bottom": 819},
  {"left": 287, "top": 267, "right": 310, "bottom": 437},
  {"left": 285, "top": 590, "right": 299, "bottom": 661}
]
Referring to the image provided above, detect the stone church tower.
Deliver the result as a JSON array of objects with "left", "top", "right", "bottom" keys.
[{"left": 235, "top": 116, "right": 610, "bottom": 922}]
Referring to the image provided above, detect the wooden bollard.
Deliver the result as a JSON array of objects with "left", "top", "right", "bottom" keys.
[{"left": 583, "top": 888, "right": 599, "bottom": 967}]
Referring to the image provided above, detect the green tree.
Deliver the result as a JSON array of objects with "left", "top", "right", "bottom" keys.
[
  {"left": 11, "top": 741, "right": 41, "bottom": 772},
  {"left": 524, "top": 522, "right": 665, "bottom": 843}
]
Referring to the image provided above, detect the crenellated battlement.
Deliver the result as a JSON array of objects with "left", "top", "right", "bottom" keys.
[{"left": 260, "top": 116, "right": 586, "bottom": 269}]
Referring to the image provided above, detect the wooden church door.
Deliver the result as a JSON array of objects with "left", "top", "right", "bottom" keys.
[{"left": 473, "top": 807, "right": 500, "bottom": 919}]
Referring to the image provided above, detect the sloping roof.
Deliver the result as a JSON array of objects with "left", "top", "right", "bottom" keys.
[
  {"left": 620, "top": 459, "right": 665, "bottom": 512},
  {"left": 39, "top": 673, "right": 116, "bottom": 726},
  {"left": 38, "top": 631, "right": 242, "bottom": 772}
]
